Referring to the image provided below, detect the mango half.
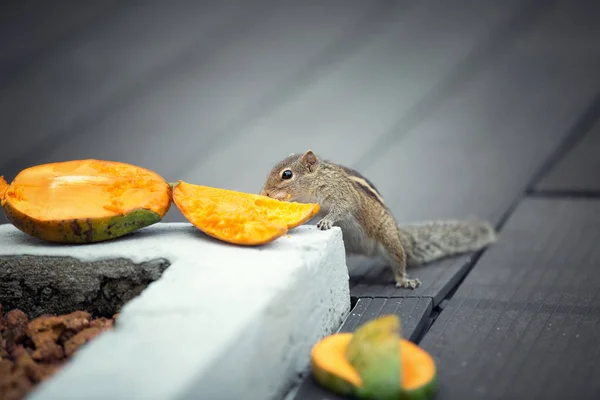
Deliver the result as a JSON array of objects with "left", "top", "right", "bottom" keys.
[
  {"left": 0, "top": 159, "right": 172, "bottom": 243},
  {"left": 311, "top": 315, "right": 437, "bottom": 400}
]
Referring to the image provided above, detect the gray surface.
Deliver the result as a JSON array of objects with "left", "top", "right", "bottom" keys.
[
  {"left": 340, "top": 297, "right": 432, "bottom": 339},
  {"left": 181, "top": 0, "right": 527, "bottom": 192},
  {"left": 1, "top": 0, "right": 405, "bottom": 182},
  {"left": 420, "top": 198, "right": 600, "bottom": 399},
  {"left": 0, "top": 1, "right": 121, "bottom": 79},
  {"left": 535, "top": 118, "right": 600, "bottom": 193},
  {"left": 346, "top": 0, "right": 600, "bottom": 301},
  {"left": 0, "top": 255, "right": 170, "bottom": 318},
  {"left": 360, "top": 0, "right": 600, "bottom": 224},
  {"left": 292, "top": 297, "right": 432, "bottom": 400},
  {"left": 348, "top": 254, "right": 476, "bottom": 305},
  {"left": 0, "top": 0, "right": 256, "bottom": 180}
]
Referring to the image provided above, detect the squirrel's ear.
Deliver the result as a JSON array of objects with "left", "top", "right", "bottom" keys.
[{"left": 300, "top": 150, "right": 319, "bottom": 171}]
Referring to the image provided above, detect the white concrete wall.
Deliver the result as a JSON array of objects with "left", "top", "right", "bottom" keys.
[{"left": 0, "top": 223, "right": 351, "bottom": 400}]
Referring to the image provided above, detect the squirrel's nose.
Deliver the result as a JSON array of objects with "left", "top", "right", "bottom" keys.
[{"left": 259, "top": 187, "right": 269, "bottom": 197}]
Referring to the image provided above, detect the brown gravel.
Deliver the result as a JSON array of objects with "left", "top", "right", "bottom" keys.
[{"left": 0, "top": 305, "right": 117, "bottom": 400}]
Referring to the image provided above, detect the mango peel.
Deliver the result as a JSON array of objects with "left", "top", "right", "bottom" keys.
[{"left": 311, "top": 315, "right": 437, "bottom": 400}]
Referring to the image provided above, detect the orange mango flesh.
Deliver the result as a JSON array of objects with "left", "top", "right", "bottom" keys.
[
  {"left": 172, "top": 181, "right": 320, "bottom": 246},
  {"left": 0, "top": 176, "right": 8, "bottom": 200},
  {"left": 311, "top": 333, "right": 436, "bottom": 392},
  {"left": 2, "top": 160, "right": 171, "bottom": 221}
]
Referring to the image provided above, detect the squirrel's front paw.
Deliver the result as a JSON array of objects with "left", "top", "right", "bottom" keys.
[{"left": 316, "top": 218, "right": 333, "bottom": 230}]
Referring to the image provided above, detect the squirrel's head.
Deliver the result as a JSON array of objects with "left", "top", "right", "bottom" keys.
[{"left": 259, "top": 149, "right": 320, "bottom": 202}]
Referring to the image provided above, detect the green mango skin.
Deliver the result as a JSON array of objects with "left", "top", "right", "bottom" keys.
[
  {"left": 3, "top": 204, "right": 162, "bottom": 244},
  {"left": 312, "top": 343, "right": 437, "bottom": 400},
  {"left": 311, "top": 326, "right": 437, "bottom": 400},
  {"left": 346, "top": 315, "right": 403, "bottom": 400}
]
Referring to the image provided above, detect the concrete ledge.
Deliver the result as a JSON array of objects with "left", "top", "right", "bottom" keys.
[{"left": 0, "top": 223, "right": 350, "bottom": 400}]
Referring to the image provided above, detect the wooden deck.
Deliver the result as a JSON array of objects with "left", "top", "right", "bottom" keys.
[{"left": 2, "top": 1, "right": 600, "bottom": 398}]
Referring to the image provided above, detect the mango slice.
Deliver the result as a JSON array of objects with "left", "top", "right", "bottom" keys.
[{"left": 172, "top": 180, "right": 320, "bottom": 246}]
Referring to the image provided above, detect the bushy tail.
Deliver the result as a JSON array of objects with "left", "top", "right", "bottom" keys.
[{"left": 398, "top": 219, "right": 497, "bottom": 266}]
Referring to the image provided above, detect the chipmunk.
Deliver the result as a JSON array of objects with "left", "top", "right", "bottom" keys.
[{"left": 259, "top": 150, "right": 497, "bottom": 289}]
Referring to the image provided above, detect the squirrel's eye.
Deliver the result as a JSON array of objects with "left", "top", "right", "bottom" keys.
[{"left": 281, "top": 170, "right": 293, "bottom": 180}]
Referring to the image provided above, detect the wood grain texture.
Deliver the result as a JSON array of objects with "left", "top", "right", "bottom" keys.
[
  {"left": 348, "top": 0, "right": 600, "bottom": 302},
  {"left": 420, "top": 198, "right": 600, "bottom": 399}
]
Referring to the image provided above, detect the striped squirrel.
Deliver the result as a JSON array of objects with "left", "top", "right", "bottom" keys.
[{"left": 259, "top": 150, "right": 497, "bottom": 289}]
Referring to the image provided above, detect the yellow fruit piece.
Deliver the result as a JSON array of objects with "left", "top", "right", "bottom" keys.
[
  {"left": 311, "top": 316, "right": 437, "bottom": 400},
  {"left": 172, "top": 180, "right": 320, "bottom": 246},
  {"left": 1, "top": 160, "right": 172, "bottom": 243}
]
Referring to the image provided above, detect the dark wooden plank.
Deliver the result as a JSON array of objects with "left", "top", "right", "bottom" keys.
[
  {"left": 292, "top": 297, "right": 432, "bottom": 400},
  {"left": 5, "top": 0, "right": 406, "bottom": 224},
  {"left": 0, "top": 0, "right": 254, "bottom": 180},
  {"left": 348, "top": 1, "right": 600, "bottom": 302},
  {"left": 0, "top": 1, "right": 395, "bottom": 172},
  {"left": 339, "top": 297, "right": 432, "bottom": 339},
  {"left": 0, "top": 0, "right": 121, "bottom": 79},
  {"left": 348, "top": 254, "right": 476, "bottom": 305},
  {"left": 535, "top": 118, "right": 600, "bottom": 193},
  {"left": 420, "top": 198, "right": 600, "bottom": 399},
  {"left": 360, "top": 1, "right": 600, "bottom": 223},
  {"left": 179, "top": 0, "right": 527, "bottom": 194}
]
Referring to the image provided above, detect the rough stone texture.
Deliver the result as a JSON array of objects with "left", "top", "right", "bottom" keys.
[
  {"left": 0, "top": 222, "right": 350, "bottom": 400},
  {"left": 0, "top": 256, "right": 170, "bottom": 318}
]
